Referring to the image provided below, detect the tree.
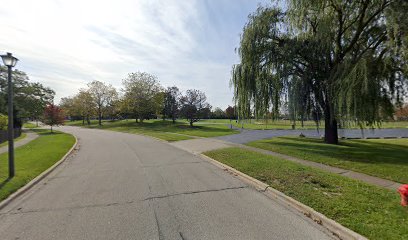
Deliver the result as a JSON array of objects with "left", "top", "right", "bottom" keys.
[
  {"left": 163, "top": 86, "right": 180, "bottom": 123},
  {"left": 232, "top": 1, "right": 407, "bottom": 144},
  {"left": 74, "top": 90, "right": 96, "bottom": 124},
  {"left": 0, "top": 114, "right": 7, "bottom": 130},
  {"left": 153, "top": 91, "right": 165, "bottom": 120},
  {"left": 211, "top": 107, "right": 226, "bottom": 119},
  {"left": 122, "top": 72, "right": 163, "bottom": 122},
  {"left": 395, "top": 104, "right": 408, "bottom": 120},
  {"left": 25, "top": 82, "right": 55, "bottom": 126},
  {"left": 103, "top": 97, "right": 121, "bottom": 121},
  {"left": 179, "top": 89, "right": 211, "bottom": 127},
  {"left": 87, "top": 81, "right": 118, "bottom": 125},
  {"left": 43, "top": 104, "right": 65, "bottom": 133},
  {"left": 60, "top": 90, "right": 97, "bottom": 124},
  {"left": 117, "top": 97, "right": 133, "bottom": 120},
  {"left": 225, "top": 106, "right": 236, "bottom": 124},
  {"left": 59, "top": 97, "right": 77, "bottom": 120},
  {"left": 0, "top": 66, "right": 55, "bottom": 128}
]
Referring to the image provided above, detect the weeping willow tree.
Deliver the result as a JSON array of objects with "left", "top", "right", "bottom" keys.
[{"left": 232, "top": 0, "right": 407, "bottom": 144}]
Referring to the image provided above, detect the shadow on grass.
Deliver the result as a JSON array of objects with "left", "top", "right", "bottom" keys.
[
  {"left": 0, "top": 177, "right": 11, "bottom": 189},
  {"left": 257, "top": 136, "right": 408, "bottom": 165}
]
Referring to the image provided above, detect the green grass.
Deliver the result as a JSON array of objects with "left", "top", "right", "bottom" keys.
[
  {"left": 0, "top": 133, "right": 27, "bottom": 148},
  {"left": 199, "top": 119, "right": 234, "bottom": 124},
  {"left": 0, "top": 129, "right": 75, "bottom": 201},
  {"left": 378, "top": 121, "right": 408, "bottom": 128},
  {"left": 23, "top": 122, "right": 38, "bottom": 129},
  {"left": 247, "top": 137, "right": 408, "bottom": 183},
  {"left": 65, "top": 119, "right": 238, "bottom": 141},
  {"left": 204, "top": 147, "right": 408, "bottom": 240}
]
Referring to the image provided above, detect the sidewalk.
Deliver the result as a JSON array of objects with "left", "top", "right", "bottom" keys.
[
  {"left": 170, "top": 138, "right": 402, "bottom": 191},
  {"left": 0, "top": 131, "right": 39, "bottom": 154}
]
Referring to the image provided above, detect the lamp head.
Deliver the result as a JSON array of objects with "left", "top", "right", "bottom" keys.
[{"left": 1, "top": 52, "right": 18, "bottom": 67}]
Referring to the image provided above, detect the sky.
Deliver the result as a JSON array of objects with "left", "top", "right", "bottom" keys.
[{"left": 0, "top": 0, "right": 270, "bottom": 109}]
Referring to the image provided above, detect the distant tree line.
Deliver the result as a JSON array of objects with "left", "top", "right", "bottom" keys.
[{"left": 60, "top": 71, "right": 237, "bottom": 127}]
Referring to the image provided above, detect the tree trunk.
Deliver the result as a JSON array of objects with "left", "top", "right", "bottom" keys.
[
  {"left": 50, "top": 125, "right": 53, "bottom": 133},
  {"left": 190, "top": 120, "right": 193, "bottom": 127},
  {"left": 98, "top": 110, "right": 102, "bottom": 126},
  {"left": 172, "top": 117, "right": 176, "bottom": 124},
  {"left": 82, "top": 117, "right": 85, "bottom": 125},
  {"left": 324, "top": 109, "right": 338, "bottom": 144}
]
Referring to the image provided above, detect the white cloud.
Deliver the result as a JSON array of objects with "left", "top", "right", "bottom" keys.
[{"left": 0, "top": 0, "right": 266, "bottom": 108}]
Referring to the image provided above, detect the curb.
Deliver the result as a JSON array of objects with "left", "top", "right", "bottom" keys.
[
  {"left": 199, "top": 153, "right": 368, "bottom": 240},
  {"left": 200, "top": 154, "right": 269, "bottom": 191},
  {"left": 0, "top": 135, "right": 79, "bottom": 210}
]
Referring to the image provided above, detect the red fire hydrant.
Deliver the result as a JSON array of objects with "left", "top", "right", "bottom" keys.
[{"left": 398, "top": 184, "right": 408, "bottom": 207}]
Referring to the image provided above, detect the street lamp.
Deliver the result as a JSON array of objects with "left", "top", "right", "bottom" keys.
[{"left": 1, "top": 52, "right": 18, "bottom": 178}]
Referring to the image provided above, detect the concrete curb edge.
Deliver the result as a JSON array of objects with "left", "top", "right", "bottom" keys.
[
  {"left": 0, "top": 134, "right": 79, "bottom": 210},
  {"left": 199, "top": 153, "right": 368, "bottom": 240}
]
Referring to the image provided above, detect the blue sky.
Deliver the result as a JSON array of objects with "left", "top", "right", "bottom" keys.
[{"left": 0, "top": 0, "right": 269, "bottom": 109}]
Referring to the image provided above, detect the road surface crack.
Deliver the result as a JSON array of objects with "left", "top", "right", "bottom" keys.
[
  {"left": 142, "top": 161, "right": 202, "bottom": 168},
  {"left": 179, "top": 232, "right": 186, "bottom": 240},
  {"left": 144, "top": 186, "right": 246, "bottom": 201}
]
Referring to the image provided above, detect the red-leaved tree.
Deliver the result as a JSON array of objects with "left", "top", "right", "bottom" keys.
[
  {"left": 395, "top": 105, "right": 408, "bottom": 121},
  {"left": 225, "top": 106, "right": 236, "bottom": 129},
  {"left": 43, "top": 104, "right": 65, "bottom": 133}
]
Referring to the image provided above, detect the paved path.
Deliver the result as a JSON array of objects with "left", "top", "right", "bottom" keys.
[
  {"left": 0, "top": 131, "right": 38, "bottom": 154},
  {"left": 171, "top": 138, "right": 402, "bottom": 190},
  {"left": 217, "top": 128, "right": 408, "bottom": 144},
  {"left": 0, "top": 126, "right": 333, "bottom": 240}
]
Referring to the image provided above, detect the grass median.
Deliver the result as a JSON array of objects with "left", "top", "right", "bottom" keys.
[
  {"left": 0, "top": 129, "right": 75, "bottom": 201},
  {"left": 247, "top": 137, "right": 408, "bottom": 183},
  {"left": 23, "top": 122, "right": 38, "bottom": 129},
  {"left": 65, "top": 119, "right": 238, "bottom": 141},
  {"left": 204, "top": 147, "right": 407, "bottom": 240}
]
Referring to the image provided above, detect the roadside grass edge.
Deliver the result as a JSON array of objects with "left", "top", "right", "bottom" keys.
[
  {"left": 0, "top": 134, "right": 78, "bottom": 210},
  {"left": 199, "top": 153, "right": 368, "bottom": 240}
]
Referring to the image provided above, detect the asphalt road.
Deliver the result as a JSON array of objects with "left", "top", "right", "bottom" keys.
[
  {"left": 0, "top": 126, "right": 333, "bottom": 240},
  {"left": 216, "top": 127, "right": 408, "bottom": 144}
]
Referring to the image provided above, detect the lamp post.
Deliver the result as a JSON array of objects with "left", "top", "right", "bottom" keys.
[{"left": 1, "top": 52, "right": 19, "bottom": 178}]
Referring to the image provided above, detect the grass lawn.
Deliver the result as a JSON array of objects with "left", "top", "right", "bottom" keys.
[
  {"left": 204, "top": 148, "right": 408, "bottom": 240},
  {"left": 0, "top": 133, "right": 27, "bottom": 148},
  {"left": 0, "top": 129, "right": 75, "bottom": 201},
  {"left": 23, "top": 122, "right": 38, "bottom": 129},
  {"left": 379, "top": 121, "right": 408, "bottom": 128},
  {"left": 65, "top": 119, "right": 238, "bottom": 141},
  {"left": 247, "top": 137, "right": 408, "bottom": 183}
]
